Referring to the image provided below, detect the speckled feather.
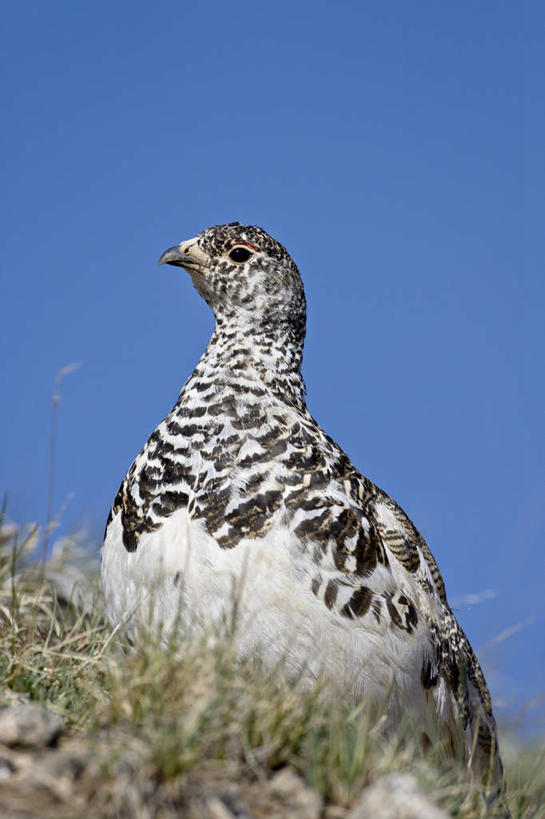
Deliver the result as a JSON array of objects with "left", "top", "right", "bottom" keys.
[{"left": 101, "top": 222, "right": 504, "bottom": 799}]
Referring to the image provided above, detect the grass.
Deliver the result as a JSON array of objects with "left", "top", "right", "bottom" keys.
[{"left": 0, "top": 520, "right": 543, "bottom": 818}]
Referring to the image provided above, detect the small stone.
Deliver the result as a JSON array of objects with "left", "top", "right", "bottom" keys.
[
  {"left": 0, "top": 755, "right": 16, "bottom": 779},
  {"left": 347, "top": 773, "right": 448, "bottom": 819},
  {"left": 217, "top": 787, "right": 253, "bottom": 818},
  {"left": 269, "top": 768, "right": 322, "bottom": 819},
  {"left": 0, "top": 704, "right": 64, "bottom": 748},
  {"left": 203, "top": 796, "right": 237, "bottom": 819},
  {"left": 41, "top": 745, "right": 87, "bottom": 781}
]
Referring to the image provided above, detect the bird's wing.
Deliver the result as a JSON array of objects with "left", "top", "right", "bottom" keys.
[{"left": 286, "top": 414, "right": 503, "bottom": 793}]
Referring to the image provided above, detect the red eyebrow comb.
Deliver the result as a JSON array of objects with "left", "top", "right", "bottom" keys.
[{"left": 231, "top": 241, "right": 258, "bottom": 252}]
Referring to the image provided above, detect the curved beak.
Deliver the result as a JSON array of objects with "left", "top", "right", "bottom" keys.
[
  {"left": 158, "top": 246, "right": 201, "bottom": 268},
  {"left": 158, "top": 238, "right": 207, "bottom": 270}
]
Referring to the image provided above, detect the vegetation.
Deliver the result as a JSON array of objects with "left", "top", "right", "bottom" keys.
[{"left": 0, "top": 520, "right": 543, "bottom": 817}]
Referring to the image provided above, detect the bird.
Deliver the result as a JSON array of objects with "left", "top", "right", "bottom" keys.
[{"left": 101, "top": 222, "right": 504, "bottom": 798}]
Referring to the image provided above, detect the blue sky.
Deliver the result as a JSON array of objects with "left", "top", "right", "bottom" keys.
[{"left": 1, "top": 2, "right": 544, "bottom": 734}]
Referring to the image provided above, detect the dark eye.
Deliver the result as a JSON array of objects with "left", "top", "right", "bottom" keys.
[{"left": 229, "top": 246, "right": 253, "bottom": 263}]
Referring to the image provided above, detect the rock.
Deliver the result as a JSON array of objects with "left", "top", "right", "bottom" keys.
[
  {"left": 203, "top": 796, "right": 238, "bottom": 819},
  {"left": 40, "top": 742, "right": 88, "bottom": 781},
  {"left": 0, "top": 755, "right": 16, "bottom": 779},
  {"left": 189, "top": 789, "right": 251, "bottom": 819},
  {"left": 347, "top": 773, "right": 448, "bottom": 819},
  {"left": 0, "top": 704, "right": 64, "bottom": 748},
  {"left": 268, "top": 768, "right": 323, "bottom": 819},
  {"left": 188, "top": 769, "right": 323, "bottom": 819}
]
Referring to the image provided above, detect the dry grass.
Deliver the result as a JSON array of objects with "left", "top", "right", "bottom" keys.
[{"left": 0, "top": 520, "right": 543, "bottom": 818}]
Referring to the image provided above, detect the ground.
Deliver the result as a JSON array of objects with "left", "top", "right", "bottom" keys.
[{"left": 0, "top": 523, "right": 543, "bottom": 818}]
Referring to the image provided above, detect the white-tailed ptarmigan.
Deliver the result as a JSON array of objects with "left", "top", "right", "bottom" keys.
[{"left": 101, "top": 222, "right": 504, "bottom": 798}]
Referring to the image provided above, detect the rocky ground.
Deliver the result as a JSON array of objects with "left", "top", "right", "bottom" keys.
[
  {"left": 0, "top": 526, "right": 542, "bottom": 818},
  {"left": 0, "top": 701, "right": 451, "bottom": 818}
]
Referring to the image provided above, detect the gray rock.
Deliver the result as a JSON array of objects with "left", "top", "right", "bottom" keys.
[
  {"left": 347, "top": 773, "right": 448, "bottom": 819},
  {"left": 0, "top": 704, "right": 64, "bottom": 748}
]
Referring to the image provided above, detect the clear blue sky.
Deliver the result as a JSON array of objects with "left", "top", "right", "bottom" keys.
[{"left": 1, "top": 2, "right": 543, "bottom": 735}]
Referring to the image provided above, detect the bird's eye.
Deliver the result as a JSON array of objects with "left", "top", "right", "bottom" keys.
[{"left": 229, "top": 245, "right": 254, "bottom": 263}]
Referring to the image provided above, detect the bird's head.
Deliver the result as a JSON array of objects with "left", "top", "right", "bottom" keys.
[{"left": 158, "top": 223, "right": 306, "bottom": 332}]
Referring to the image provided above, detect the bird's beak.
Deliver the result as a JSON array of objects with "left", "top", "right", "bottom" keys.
[{"left": 158, "top": 238, "right": 207, "bottom": 270}]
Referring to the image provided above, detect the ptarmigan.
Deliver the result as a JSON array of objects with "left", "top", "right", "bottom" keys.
[{"left": 102, "top": 222, "right": 504, "bottom": 797}]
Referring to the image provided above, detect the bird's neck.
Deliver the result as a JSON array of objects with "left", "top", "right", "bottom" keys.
[{"left": 187, "top": 317, "right": 307, "bottom": 410}]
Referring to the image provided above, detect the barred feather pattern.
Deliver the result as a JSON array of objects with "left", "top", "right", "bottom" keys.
[{"left": 101, "top": 222, "right": 505, "bottom": 802}]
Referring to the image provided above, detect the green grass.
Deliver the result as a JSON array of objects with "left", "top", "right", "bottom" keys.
[{"left": 0, "top": 523, "right": 543, "bottom": 817}]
